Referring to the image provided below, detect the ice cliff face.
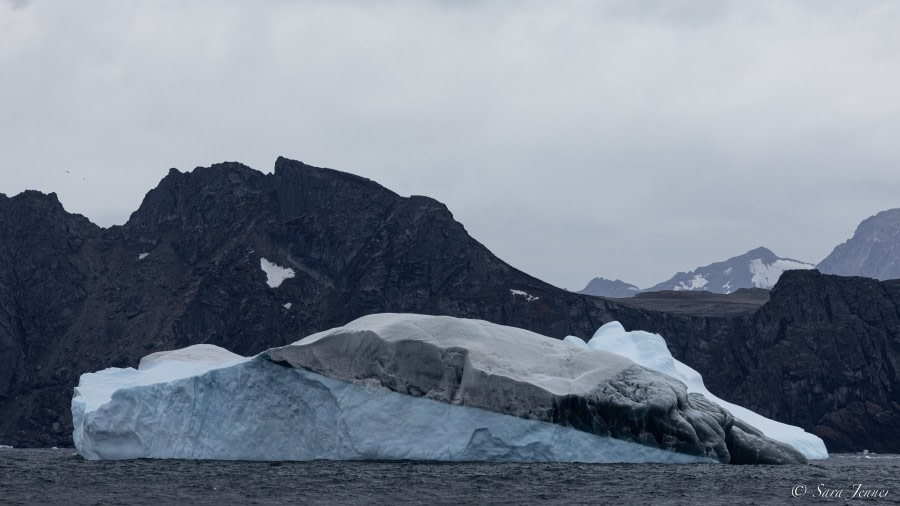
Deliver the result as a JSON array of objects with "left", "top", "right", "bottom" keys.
[
  {"left": 73, "top": 314, "right": 807, "bottom": 464},
  {"left": 565, "top": 322, "right": 827, "bottom": 460}
]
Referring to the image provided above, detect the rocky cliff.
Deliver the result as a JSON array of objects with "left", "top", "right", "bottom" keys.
[{"left": 0, "top": 158, "right": 897, "bottom": 453}]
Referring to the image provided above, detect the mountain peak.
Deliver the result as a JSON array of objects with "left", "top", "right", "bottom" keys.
[
  {"left": 273, "top": 156, "right": 391, "bottom": 195},
  {"left": 643, "top": 247, "right": 814, "bottom": 294},
  {"left": 745, "top": 246, "right": 775, "bottom": 257},
  {"left": 818, "top": 208, "right": 900, "bottom": 280},
  {"left": 3, "top": 191, "right": 88, "bottom": 224},
  {"left": 11, "top": 189, "right": 60, "bottom": 204},
  {"left": 577, "top": 277, "right": 640, "bottom": 298},
  {"left": 873, "top": 208, "right": 900, "bottom": 220}
]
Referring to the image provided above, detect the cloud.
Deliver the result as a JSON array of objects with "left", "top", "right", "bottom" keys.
[
  {"left": 1, "top": 0, "right": 899, "bottom": 288},
  {"left": 6, "top": 0, "right": 32, "bottom": 10}
]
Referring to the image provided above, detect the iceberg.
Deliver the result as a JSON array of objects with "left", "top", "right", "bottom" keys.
[
  {"left": 565, "top": 321, "right": 828, "bottom": 460},
  {"left": 72, "top": 314, "right": 807, "bottom": 464}
]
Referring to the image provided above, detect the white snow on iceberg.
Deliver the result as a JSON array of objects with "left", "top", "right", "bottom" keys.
[{"left": 564, "top": 322, "right": 828, "bottom": 460}]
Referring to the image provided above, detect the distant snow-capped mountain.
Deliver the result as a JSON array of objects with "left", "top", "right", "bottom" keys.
[
  {"left": 817, "top": 208, "right": 900, "bottom": 280},
  {"left": 577, "top": 277, "right": 640, "bottom": 298},
  {"left": 644, "top": 247, "right": 814, "bottom": 294}
]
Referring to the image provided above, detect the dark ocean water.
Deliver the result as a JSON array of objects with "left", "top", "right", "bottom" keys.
[{"left": 1, "top": 449, "right": 898, "bottom": 505}]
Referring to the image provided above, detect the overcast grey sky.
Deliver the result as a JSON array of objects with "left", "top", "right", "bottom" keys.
[{"left": 2, "top": 1, "right": 900, "bottom": 289}]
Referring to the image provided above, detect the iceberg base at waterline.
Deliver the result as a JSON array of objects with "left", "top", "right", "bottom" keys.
[{"left": 72, "top": 314, "right": 809, "bottom": 464}]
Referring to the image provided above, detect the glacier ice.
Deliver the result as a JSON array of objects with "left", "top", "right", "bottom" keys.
[
  {"left": 72, "top": 314, "right": 808, "bottom": 464},
  {"left": 566, "top": 321, "right": 828, "bottom": 460}
]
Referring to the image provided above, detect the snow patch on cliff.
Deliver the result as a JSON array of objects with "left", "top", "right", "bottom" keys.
[
  {"left": 509, "top": 289, "right": 539, "bottom": 302},
  {"left": 749, "top": 259, "right": 814, "bottom": 289},
  {"left": 674, "top": 274, "right": 708, "bottom": 291},
  {"left": 260, "top": 258, "right": 295, "bottom": 288}
]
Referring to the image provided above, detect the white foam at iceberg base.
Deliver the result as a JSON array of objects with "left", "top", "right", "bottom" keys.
[
  {"left": 72, "top": 344, "right": 715, "bottom": 463},
  {"left": 565, "top": 322, "right": 828, "bottom": 460}
]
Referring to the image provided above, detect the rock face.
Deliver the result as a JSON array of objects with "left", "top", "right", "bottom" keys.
[
  {"left": 0, "top": 191, "right": 100, "bottom": 447},
  {"left": 577, "top": 277, "right": 640, "bottom": 298},
  {"left": 818, "top": 208, "right": 900, "bottom": 280},
  {"left": 643, "top": 247, "right": 814, "bottom": 294},
  {"left": 74, "top": 314, "right": 806, "bottom": 464},
  {"left": 0, "top": 158, "right": 898, "bottom": 454},
  {"left": 735, "top": 271, "right": 900, "bottom": 453}
]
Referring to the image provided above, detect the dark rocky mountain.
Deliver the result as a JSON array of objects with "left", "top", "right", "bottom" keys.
[
  {"left": 577, "top": 277, "right": 640, "bottom": 298},
  {"left": 0, "top": 157, "right": 897, "bottom": 455},
  {"left": 818, "top": 208, "right": 900, "bottom": 280},
  {"left": 643, "top": 246, "right": 814, "bottom": 294}
]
